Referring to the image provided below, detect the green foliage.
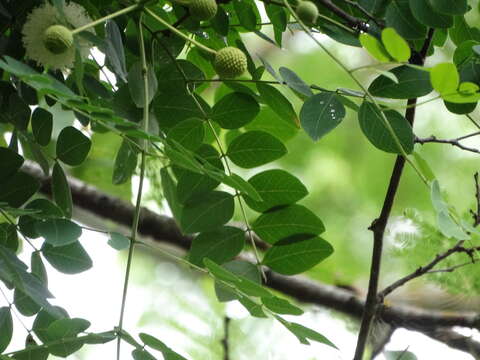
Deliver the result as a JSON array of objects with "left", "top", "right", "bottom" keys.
[{"left": 0, "top": 0, "right": 479, "bottom": 358}]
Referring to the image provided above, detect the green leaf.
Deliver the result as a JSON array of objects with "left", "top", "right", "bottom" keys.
[
  {"left": 160, "top": 168, "right": 183, "bottom": 222},
  {"left": 167, "top": 118, "right": 205, "bottom": 151},
  {"left": 132, "top": 349, "right": 157, "bottom": 360},
  {"left": 279, "top": 319, "right": 337, "bottom": 348},
  {"left": 261, "top": 296, "right": 304, "bottom": 315},
  {"left": 108, "top": 232, "right": 131, "bottom": 251},
  {"left": 0, "top": 223, "right": 18, "bottom": 252},
  {"left": 252, "top": 204, "right": 325, "bottom": 244},
  {"left": 0, "top": 171, "right": 40, "bottom": 208},
  {"left": 180, "top": 191, "right": 235, "bottom": 234},
  {"left": 128, "top": 61, "right": 158, "bottom": 108},
  {"left": 204, "top": 258, "right": 240, "bottom": 283},
  {"left": 154, "top": 93, "right": 210, "bottom": 130},
  {"left": 300, "top": 93, "right": 346, "bottom": 141},
  {"left": 245, "top": 107, "right": 299, "bottom": 142},
  {"left": 244, "top": 169, "right": 308, "bottom": 213},
  {"left": 46, "top": 318, "right": 90, "bottom": 357},
  {"left": 214, "top": 260, "right": 260, "bottom": 302},
  {"left": 257, "top": 83, "right": 298, "bottom": 127},
  {"left": 428, "top": 0, "right": 467, "bottom": 15},
  {"left": 52, "top": 162, "right": 73, "bottom": 218},
  {"left": 140, "top": 333, "right": 188, "bottom": 360},
  {"left": 31, "top": 108, "right": 53, "bottom": 146},
  {"left": 238, "top": 296, "right": 267, "bottom": 318},
  {"left": 430, "top": 63, "right": 459, "bottom": 95},
  {"left": 0, "top": 307, "right": 13, "bottom": 353},
  {"left": 31, "top": 252, "right": 48, "bottom": 286},
  {"left": 385, "top": 351, "right": 418, "bottom": 360},
  {"left": 409, "top": 0, "right": 453, "bottom": 28},
  {"left": 226, "top": 131, "right": 287, "bottom": 168},
  {"left": 359, "top": 33, "right": 391, "bottom": 62},
  {"left": 233, "top": 0, "right": 259, "bottom": 31},
  {"left": 369, "top": 65, "right": 433, "bottom": 99},
  {"left": 212, "top": 92, "right": 260, "bottom": 129},
  {"left": 385, "top": 0, "right": 427, "bottom": 39},
  {"left": 449, "top": 16, "right": 480, "bottom": 46},
  {"left": 262, "top": 235, "right": 333, "bottom": 275},
  {"left": 14, "top": 289, "right": 41, "bottom": 316},
  {"left": 32, "top": 307, "right": 69, "bottom": 343},
  {"left": 105, "top": 20, "right": 128, "bottom": 82},
  {"left": 222, "top": 173, "right": 262, "bottom": 202},
  {"left": 112, "top": 139, "right": 138, "bottom": 185},
  {"left": 18, "top": 199, "right": 63, "bottom": 239},
  {"left": 20, "top": 134, "right": 50, "bottom": 177},
  {"left": 35, "top": 219, "right": 82, "bottom": 247},
  {"left": 437, "top": 211, "right": 470, "bottom": 240},
  {"left": 0, "top": 147, "right": 24, "bottom": 182},
  {"left": 381, "top": 28, "right": 411, "bottom": 62},
  {"left": 175, "top": 144, "right": 223, "bottom": 203},
  {"left": 42, "top": 242, "right": 92, "bottom": 274},
  {"left": 189, "top": 226, "right": 245, "bottom": 267},
  {"left": 279, "top": 67, "right": 313, "bottom": 97},
  {"left": 56, "top": 126, "right": 92, "bottom": 166},
  {"left": 358, "top": 102, "right": 414, "bottom": 154}
]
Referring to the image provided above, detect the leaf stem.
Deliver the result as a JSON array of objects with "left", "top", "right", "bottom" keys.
[
  {"left": 71, "top": 3, "right": 140, "bottom": 35},
  {"left": 115, "top": 15, "right": 150, "bottom": 360},
  {"left": 144, "top": 7, "right": 217, "bottom": 55}
]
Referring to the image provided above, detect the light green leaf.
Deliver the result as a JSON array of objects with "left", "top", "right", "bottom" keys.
[
  {"left": 381, "top": 27, "right": 411, "bottom": 62},
  {"left": 257, "top": 83, "right": 298, "bottom": 127},
  {"left": 359, "top": 33, "right": 391, "bottom": 62},
  {"left": 107, "top": 232, "right": 130, "bottom": 251},
  {"left": 430, "top": 63, "right": 459, "bottom": 94},
  {"left": 262, "top": 296, "right": 304, "bottom": 315}
]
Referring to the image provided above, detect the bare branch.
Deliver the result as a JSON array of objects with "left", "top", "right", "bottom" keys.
[{"left": 415, "top": 134, "right": 480, "bottom": 155}]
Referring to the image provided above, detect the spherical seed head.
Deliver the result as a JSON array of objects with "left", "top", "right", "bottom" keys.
[
  {"left": 43, "top": 25, "right": 73, "bottom": 55},
  {"left": 296, "top": 1, "right": 319, "bottom": 25},
  {"left": 214, "top": 47, "right": 248, "bottom": 79},
  {"left": 189, "top": 0, "right": 218, "bottom": 21}
]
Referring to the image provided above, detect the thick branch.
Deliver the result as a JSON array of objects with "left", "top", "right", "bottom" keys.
[{"left": 20, "top": 161, "right": 480, "bottom": 353}]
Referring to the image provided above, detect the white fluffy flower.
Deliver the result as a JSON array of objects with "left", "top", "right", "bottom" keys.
[{"left": 22, "top": 2, "right": 94, "bottom": 70}]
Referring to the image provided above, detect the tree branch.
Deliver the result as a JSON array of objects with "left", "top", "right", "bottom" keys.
[
  {"left": 471, "top": 172, "right": 480, "bottom": 227},
  {"left": 415, "top": 133, "right": 480, "bottom": 155},
  {"left": 353, "top": 28, "right": 435, "bottom": 360},
  {"left": 20, "top": 161, "right": 480, "bottom": 356}
]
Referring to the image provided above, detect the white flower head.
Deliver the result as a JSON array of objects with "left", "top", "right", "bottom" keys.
[{"left": 22, "top": 2, "right": 94, "bottom": 70}]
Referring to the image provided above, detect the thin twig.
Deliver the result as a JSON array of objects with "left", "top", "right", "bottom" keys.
[
  {"left": 470, "top": 173, "right": 480, "bottom": 227},
  {"left": 379, "top": 241, "right": 466, "bottom": 299},
  {"left": 415, "top": 133, "right": 480, "bottom": 155}
]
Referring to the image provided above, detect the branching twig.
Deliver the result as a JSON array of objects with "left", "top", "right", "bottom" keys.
[
  {"left": 470, "top": 173, "right": 480, "bottom": 227},
  {"left": 379, "top": 241, "right": 467, "bottom": 299},
  {"left": 415, "top": 133, "right": 480, "bottom": 155}
]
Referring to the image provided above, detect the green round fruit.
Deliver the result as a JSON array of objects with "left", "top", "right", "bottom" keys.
[
  {"left": 296, "top": 1, "right": 319, "bottom": 25},
  {"left": 214, "top": 47, "right": 248, "bottom": 79},
  {"left": 189, "top": 0, "right": 218, "bottom": 21},
  {"left": 43, "top": 25, "right": 74, "bottom": 55}
]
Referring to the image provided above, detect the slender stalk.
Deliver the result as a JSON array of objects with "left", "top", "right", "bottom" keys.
[
  {"left": 115, "top": 15, "right": 150, "bottom": 360},
  {"left": 71, "top": 3, "right": 140, "bottom": 35},
  {"left": 144, "top": 8, "right": 217, "bottom": 55}
]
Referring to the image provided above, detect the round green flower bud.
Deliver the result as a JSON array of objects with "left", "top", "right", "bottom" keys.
[
  {"left": 296, "top": 1, "right": 319, "bottom": 25},
  {"left": 189, "top": 0, "right": 217, "bottom": 21},
  {"left": 43, "top": 25, "right": 73, "bottom": 55},
  {"left": 214, "top": 47, "right": 248, "bottom": 79}
]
